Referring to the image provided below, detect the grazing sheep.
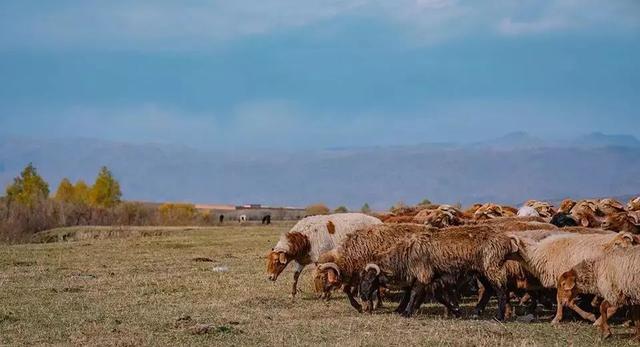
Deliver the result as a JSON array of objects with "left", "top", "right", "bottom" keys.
[
  {"left": 507, "top": 232, "right": 639, "bottom": 323},
  {"left": 239, "top": 215, "right": 247, "bottom": 223},
  {"left": 628, "top": 196, "right": 640, "bottom": 211},
  {"left": 473, "top": 203, "right": 505, "bottom": 220},
  {"left": 524, "top": 200, "right": 555, "bottom": 218},
  {"left": 571, "top": 200, "right": 604, "bottom": 227},
  {"left": 262, "top": 215, "right": 271, "bottom": 225},
  {"left": 315, "top": 223, "right": 433, "bottom": 312},
  {"left": 517, "top": 206, "right": 540, "bottom": 218},
  {"left": 413, "top": 205, "right": 464, "bottom": 227},
  {"left": 359, "top": 225, "right": 514, "bottom": 320},
  {"left": 266, "top": 213, "right": 381, "bottom": 297},
  {"left": 559, "top": 246, "right": 640, "bottom": 340},
  {"left": 559, "top": 199, "right": 577, "bottom": 214},
  {"left": 550, "top": 212, "right": 578, "bottom": 228},
  {"left": 597, "top": 198, "right": 626, "bottom": 215},
  {"left": 602, "top": 212, "right": 640, "bottom": 234}
]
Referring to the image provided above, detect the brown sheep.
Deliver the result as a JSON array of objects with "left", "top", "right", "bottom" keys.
[
  {"left": 598, "top": 198, "right": 626, "bottom": 215},
  {"left": 559, "top": 199, "right": 577, "bottom": 213},
  {"left": 315, "top": 223, "right": 434, "bottom": 312},
  {"left": 412, "top": 205, "right": 464, "bottom": 227},
  {"left": 602, "top": 212, "right": 640, "bottom": 234},
  {"left": 359, "top": 225, "right": 514, "bottom": 320},
  {"left": 571, "top": 200, "right": 605, "bottom": 227},
  {"left": 383, "top": 215, "right": 416, "bottom": 224},
  {"left": 473, "top": 203, "right": 505, "bottom": 220},
  {"left": 628, "top": 196, "right": 640, "bottom": 211},
  {"left": 525, "top": 200, "right": 556, "bottom": 218}
]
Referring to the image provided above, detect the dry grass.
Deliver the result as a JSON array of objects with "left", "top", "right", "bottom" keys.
[{"left": 0, "top": 223, "right": 634, "bottom": 346}]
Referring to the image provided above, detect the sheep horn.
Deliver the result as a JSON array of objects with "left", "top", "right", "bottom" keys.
[
  {"left": 365, "top": 263, "right": 381, "bottom": 275},
  {"left": 317, "top": 262, "right": 340, "bottom": 276}
]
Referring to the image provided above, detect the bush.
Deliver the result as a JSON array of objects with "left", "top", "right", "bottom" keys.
[
  {"left": 158, "top": 203, "right": 198, "bottom": 225},
  {"left": 305, "top": 203, "right": 330, "bottom": 216},
  {"left": 334, "top": 206, "right": 348, "bottom": 213}
]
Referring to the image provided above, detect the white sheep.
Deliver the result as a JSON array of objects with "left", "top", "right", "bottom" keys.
[
  {"left": 517, "top": 206, "right": 540, "bottom": 218},
  {"left": 266, "top": 213, "right": 381, "bottom": 297}
]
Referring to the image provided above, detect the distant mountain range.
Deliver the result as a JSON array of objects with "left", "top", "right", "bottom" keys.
[{"left": 0, "top": 132, "right": 638, "bottom": 209}]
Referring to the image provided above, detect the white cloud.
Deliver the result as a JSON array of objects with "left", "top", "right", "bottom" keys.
[{"left": 1, "top": 1, "right": 638, "bottom": 50}]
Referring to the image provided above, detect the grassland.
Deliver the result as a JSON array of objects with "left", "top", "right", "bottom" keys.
[{"left": 0, "top": 223, "right": 635, "bottom": 346}]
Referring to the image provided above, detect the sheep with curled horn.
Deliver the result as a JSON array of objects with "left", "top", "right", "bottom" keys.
[
  {"left": 315, "top": 223, "right": 435, "bottom": 312},
  {"left": 359, "top": 225, "right": 515, "bottom": 320},
  {"left": 570, "top": 200, "right": 605, "bottom": 228},
  {"left": 524, "top": 200, "right": 556, "bottom": 219},
  {"left": 265, "top": 213, "right": 381, "bottom": 298}
]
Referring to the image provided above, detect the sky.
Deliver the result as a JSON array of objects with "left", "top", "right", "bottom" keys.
[{"left": 1, "top": 0, "right": 639, "bottom": 150}]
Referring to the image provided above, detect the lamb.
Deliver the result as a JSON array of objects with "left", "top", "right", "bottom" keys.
[
  {"left": 266, "top": 213, "right": 381, "bottom": 297},
  {"left": 507, "top": 231, "right": 639, "bottom": 323},
  {"left": 358, "top": 225, "right": 515, "bottom": 320},
  {"left": 602, "top": 212, "right": 640, "bottom": 234},
  {"left": 315, "top": 223, "right": 434, "bottom": 312},
  {"left": 558, "top": 245, "right": 640, "bottom": 340}
]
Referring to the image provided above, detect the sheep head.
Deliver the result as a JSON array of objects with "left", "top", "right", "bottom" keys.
[
  {"left": 316, "top": 262, "right": 342, "bottom": 288},
  {"left": 358, "top": 263, "right": 389, "bottom": 312},
  {"left": 266, "top": 250, "right": 289, "bottom": 281},
  {"left": 557, "top": 269, "right": 578, "bottom": 304},
  {"left": 604, "top": 232, "right": 640, "bottom": 251}
]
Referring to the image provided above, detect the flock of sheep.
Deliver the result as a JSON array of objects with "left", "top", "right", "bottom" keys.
[{"left": 265, "top": 197, "right": 640, "bottom": 341}]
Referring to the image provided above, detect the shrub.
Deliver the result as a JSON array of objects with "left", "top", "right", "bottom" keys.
[{"left": 305, "top": 203, "right": 330, "bottom": 216}]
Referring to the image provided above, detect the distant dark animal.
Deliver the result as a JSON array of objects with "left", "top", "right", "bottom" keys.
[
  {"left": 262, "top": 215, "right": 271, "bottom": 225},
  {"left": 550, "top": 213, "right": 578, "bottom": 228},
  {"left": 219, "top": 215, "right": 224, "bottom": 224}
]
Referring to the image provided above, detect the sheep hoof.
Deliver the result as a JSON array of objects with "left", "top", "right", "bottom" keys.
[{"left": 551, "top": 318, "right": 561, "bottom": 325}]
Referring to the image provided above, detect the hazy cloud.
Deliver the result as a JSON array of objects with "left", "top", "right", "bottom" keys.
[{"left": 1, "top": 1, "right": 638, "bottom": 50}]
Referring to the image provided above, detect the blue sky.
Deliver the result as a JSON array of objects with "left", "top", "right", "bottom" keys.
[{"left": 1, "top": 0, "right": 639, "bottom": 150}]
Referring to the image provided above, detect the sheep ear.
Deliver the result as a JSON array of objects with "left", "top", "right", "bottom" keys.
[
  {"left": 509, "top": 236, "right": 520, "bottom": 253},
  {"left": 278, "top": 253, "right": 287, "bottom": 264},
  {"left": 621, "top": 232, "right": 637, "bottom": 245},
  {"left": 562, "top": 275, "right": 576, "bottom": 291},
  {"left": 580, "top": 217, "right": 590, "bottom": 227}
]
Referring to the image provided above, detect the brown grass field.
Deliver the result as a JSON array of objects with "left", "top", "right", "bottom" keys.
[{"left": 0, "top": 222, "right": 636, "bottom": 346}]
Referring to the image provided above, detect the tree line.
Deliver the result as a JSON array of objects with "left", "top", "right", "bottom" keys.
[{"left": 1, "top": 164, "right": 213, "bottom": 242}]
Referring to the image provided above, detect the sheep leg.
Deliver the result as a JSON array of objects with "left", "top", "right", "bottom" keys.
[
  {"left": 291, "top": 262, "right": 304, "bottom": 298},
  {"left": 395, "top": 286, "right": 412, "bottom": 314},
  {"left": 594, "top": 305, "right": 619, "bottom": 326},
  {"left": 631, "top": 305, "right": 640, "bottom": 341},
  {"left": 567, "top": 301, "right": 596, "bottom": 322},
  {"left": 374, "top": 288, "right": 384, "bottom": 310},
  {"left": 524, "top": 291, "right": 538, "bottom": 316},
  {"left": 343, "top": 285, "right": 362, "bottom": 313},
  {"left": 598, "top": 300, "right": 613, "bottom": 339},
  {"left": 552, "top": 293, "right": 565, "bottom": 324},
  {"left": 494, "top": 286, "right": 509, "bottom": 321},
  {"left": 402, "top": 282, "right": 427, "bottom": 318},
  {"left": 434, "top": 289, "right": 462, "bottom": 318},
  {"left": 473, "top": 276, "right": 494, "bottom": 318}
]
